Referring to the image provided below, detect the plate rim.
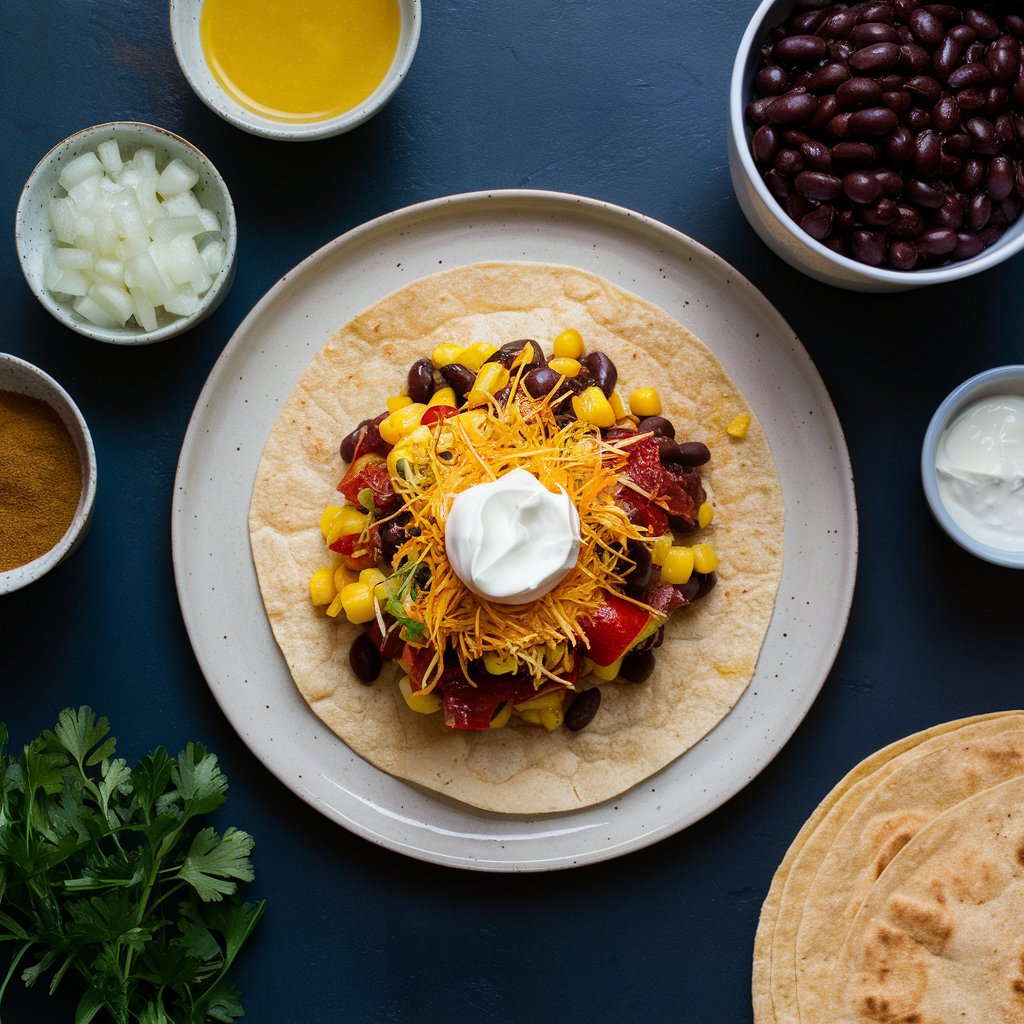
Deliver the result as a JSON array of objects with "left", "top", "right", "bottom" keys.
[{"left": 172, "top": 188, "right": 858, "bottom": 871}]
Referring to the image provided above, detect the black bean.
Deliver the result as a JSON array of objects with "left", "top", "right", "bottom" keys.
[
  {"left": 966, "top": 115, "right": 999, "bottom": 154},
  {"left": 674, "top": 441, "right": 712, "bottom": 467},
  {"left": 823, "top": 10, "right": 857, "bottom": 38},
  {"left": 932, "top": 94, "right": 961, "bottom": 132},
  {"left": 916, "top": 227, "right": 958, "bottom": 254},
  {"left": 904, "top": 74, "right": 943, "bottom": 104},
  {"left": 957, "top": 87, "right": 986, "bottom": 111},
  {"left": 844, "top": 170, "right": 885, "bottom": 203},
  {"left": 755, "top": 64, "right": 789, "bottom": 97},
  {"left": 965, "top": 8, "right": 1000, "bottom": 40},
  {"left": 886, "top": 125, "right": 915, "bottom": 164},
  {"left": 349, "top": 633, "right": 382, "bottom": 684},
  {"left": 803, "top": 61, "right": 852, "bottom": 92},
  {"left": 801, "top": 139, "right": 834, "bottom": 171},
  {"left": 987, "top": 154, "right": 1015, "bottom": 200},
  {"left": 439, "top": 362, "right": 476, "bottom": 395},
  {"left": 882, "top": 89, "right": 912, "bottom": 113},
  {"left": 851, "top": 22, "right": 899, "bottom": 47},
  {"left": 862, "top": 197, "right": 899, "bottom": 225},
  {"left": 875, "top": 168, "right": 905, "bottom": 196},
  {"left": 638, "top": 415, "right": 675, "bottom": 438},
  {"left": 774, "top": 34, "right": 829, "bottom": 65},
  {"left": 860, "top": 4, "right": 895, "bottom": 25},
  {"left": 406, "top": 358, "right": 434, "bottom": 404},
  {"left": 767, "top": 90, "right": 820, "bottom": 124},
  {"left": 967, "top": 191, "right": 992, "bottom": 229},
  {"left": 775, "top": 147, "right": 805, "bottom": 175},
  {"left": 832, "top": 140, "right": 878, "bottom": 166},
  {"left": 787, "top": 194, "right": 816, "bottom": 223},
  {"left": 913, "top": 130, "right": 942, "bottom": 177},
  {"left": 948, "top": 62, "right": 992, "bottom": 89},
  {"left": 957, "top": 155, "right": 986, "bottom": 191},
  {"left": 849, "top": 41, "right": 901, "bottom": 71},
  {"left": 836, "top": 76, "right": 883, "bottom": 109},
  {"left": 619, "top": 649, "right": 656, "bottom": 685},
  {"left": 795, "top": 170, "right": 842, "bottom": 202},
  {"left": 850, "top": 229, "right": 887, "bottom": 265},
  {"left": 983, "top": 83, "right": 1010, "bottom": 117},
  {"left": 752, "top": 124, "right": 780, "bottom": 165},
  {"left": 522, "top": 365, "right": 561, "bottom": 399},
  {"left": 898, "top": 42, "right": 932, "bottom": 74},
  {"left": 889, "top": 240, "right": 919, "bottom": 268},
  {"left": 892, "top": 203, "right": 925, "bottom": 237},
  {"left": 622, "top": 540, "right": 653, "bottom": 599},
  {"left": 564, "top": 688, "right": 602, "bottom": 731},
  {"left": 986, "top": 39, "right": 1020, "bottom": 81},
  {"left": 581, "top": 351, "right": 617, "bottom": 396},
  {"left": 953, "top": 230, "right": 985, "bottom": 259},
  {"left": 910, "top": 8, "right": 945, "bottom": 45},
  {"left": 848, "top": 106, "right": 899, "bottom": 135},
  {"left": 340, "top": 419, "right": 370, "bottom": 463},
  {"left": 801, "top": 203, "right": 836, "bottom": 238},
  {"left": 905, "top": 177, "right": 945, "bottom": 207}
]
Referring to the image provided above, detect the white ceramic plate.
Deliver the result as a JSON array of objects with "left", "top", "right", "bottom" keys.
[{"left": 172, "top": 190, "right": 857, "bottom": 872}]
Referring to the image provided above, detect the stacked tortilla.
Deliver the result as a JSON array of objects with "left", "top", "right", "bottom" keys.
[{"left": 753, "top": 710, "right": 1024, "bottom": 1024}]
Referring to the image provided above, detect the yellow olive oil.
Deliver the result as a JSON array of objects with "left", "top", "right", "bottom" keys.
[{"left": 200, "top": 0, "right": 401, "bottom": 124}]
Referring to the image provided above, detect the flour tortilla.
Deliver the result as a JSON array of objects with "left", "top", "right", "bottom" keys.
[
  {"left": 751, "top": 710, "right": 1024, "bottom": 1024},
  {"left": 749, "top": 712, "right": 1019, "bottom": 1024},
  {"left": 248, "top": 262, "right": 784, "bottom": 814},
  {"left": 828, "top": 773, "right": 1024, "bottom": 1024}
]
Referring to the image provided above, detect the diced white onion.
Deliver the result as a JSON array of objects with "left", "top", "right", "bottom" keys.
[{"left": 44, "top": 141, "right": 226, "bottom": 332}]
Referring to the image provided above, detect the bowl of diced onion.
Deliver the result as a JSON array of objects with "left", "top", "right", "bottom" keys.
[{"left": 15, "top": 121, "right": 237, "bottom": 344}]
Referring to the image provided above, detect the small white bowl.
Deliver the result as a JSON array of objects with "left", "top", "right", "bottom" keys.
[
  {"left": 0, "top": 354, "right": 98, "bottom": 594},
  {"left": 728, "top": 0, "right": 1024, "bottom": 292},
  {"left": 169, "top": 0, "right": 421, "bottom": 141},
  {"left": 15, "top": 121, "right": 237, "bottom": 345},
  {"left": 921, "top": 365, "right": 1024, "bottom": 569}
]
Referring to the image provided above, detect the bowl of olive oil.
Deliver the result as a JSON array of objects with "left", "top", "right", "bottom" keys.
[{"left": 170, "top": 0, "right": 420, "bottom": 140}]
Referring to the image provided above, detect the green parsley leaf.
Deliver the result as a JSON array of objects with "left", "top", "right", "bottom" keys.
[{"left": 0, "top": 708, "right": 264, "bottom": 1023}]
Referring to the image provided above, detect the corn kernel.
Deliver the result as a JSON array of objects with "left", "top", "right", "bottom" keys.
[
  {"left": 572, "top": 386, "right": 616, "bottom": 428},
  {"left": 398, "top": 675, "right": 442, "bottom": 714},
  {"left": 325, "top": 592, "right": 345, "bottom": 618},
  {"left": 309, "top": 567, "right": 337, "bottom": 606},
  {"left": 548, "top": 356, "right": 582, "bottom": 378},
  {"left": 727, "top": 412, "right": 751, "bottom": 439},
  {"left": 386, "top": 394, "right": 412, "bottom": 413},
  {"left": 431, "top": 343, "right": 463, "bottom": 367},
  {"left": 650, "top": 535, "right": 674, "bottom": 566},
  {"left": 511, "top": 342, "right": 538, "bottom": 368},
  {"left": 698, "top": 501, "right": 714, "bottom": 529},
  {"left": 325, "top": 505, "right": 368, "bottom": 545},
  {"left": 552, "top": 327, "right": 584, "bottom": 359},
  {"left": 661, "top": 545, "right": 695, "bottom": 585},
  {"left": 428, "top": 386, "right": 457, "bottom": 408},
  {"left": 514, "top": 691, "right": 564, "bottom": 731},
  {"left": 608, "top": 391, "right": 628, "bottom": 421},
  {"left": 591, "top": 658, "right": 622, "bottom": 682},
  {"left": 483, "top": 650, "right": 519, "bottom": 675},
  {"left": 319, "top": 505, "right": 345, "bottom": 540},
  {"left": 453, "top": 410, "right": 490, "bottom": 443},
  {"left": 339, "top": 581, "right": 377, "bottom": 624},
  {"left": 459, "top": 342, "right": 498, "bottom": 372},
  {"left": 629, "top": 387, "right": 662, "bottom": 417},
  {"left": 692, "top": 543, "right": 718, "bottom": 574},
  {"left": 359, "top": 567, "right": 386, "bottom": 590},
  {"left": 489, "top": 702, "right": 513, "bottom": 729},
  {"left": 379, "top": 402, "right": 427, "bottom": 445},
  {"left": 466, "top": 363, "right": 510, "bottom": 408}
]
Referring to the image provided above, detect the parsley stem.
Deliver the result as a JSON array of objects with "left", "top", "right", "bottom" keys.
[{"left": 0, "top": 939, "right": 34, "bottom": 1021}]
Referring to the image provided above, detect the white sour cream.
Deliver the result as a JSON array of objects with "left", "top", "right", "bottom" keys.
[
  {"left": 935, "top": 394, "right": 1024, "bottom": 552},
  {"left": 444, "top": 468, "right": 581, "bottom": 604}
]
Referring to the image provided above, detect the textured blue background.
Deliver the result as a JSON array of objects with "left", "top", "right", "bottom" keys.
[{"left": 3, "top": 1, "right": 1024, "bottom": 1021}]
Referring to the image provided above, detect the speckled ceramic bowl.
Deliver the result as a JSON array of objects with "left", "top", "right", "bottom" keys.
[
  {"left": 169, "top": 0, "right": 421, "bottom": 141},
  {"left": 922, "top": 365, "right": 1024, "bottom": 569},
  {"left": 0, "top": 354, "right": 97, "bottom": 594},
  {"left": 15, "top": 121, "right": 236, "bottom": 344},
  {"left": 728, "top": 0, "right": 1024, "bottom": 292}
]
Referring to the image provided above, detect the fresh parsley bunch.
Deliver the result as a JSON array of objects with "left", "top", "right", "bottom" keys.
[{"left": 0, "top": 708, "right": 265, "bottom": 1023}]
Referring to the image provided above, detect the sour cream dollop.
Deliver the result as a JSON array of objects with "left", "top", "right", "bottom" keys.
[
  {"left": 935, "top": 394, "right": 1024, "bottom": 552},
  {"left": 444, "top": 468, "right": 581, "bottom": 604}
]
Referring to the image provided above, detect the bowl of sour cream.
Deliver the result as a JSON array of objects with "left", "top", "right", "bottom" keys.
[{"left": 922, "top": 366, "right": 1024, "bottom": 569}]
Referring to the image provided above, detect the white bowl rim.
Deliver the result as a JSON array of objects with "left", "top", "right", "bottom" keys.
[
  {"left": 0, "top": 353, "right": 98, "bottom": 594},
  {"left": 921, "top": 364, "right": 1024, "bottom": 569},
  {"left": 168, "top": 0, "right": 422, "bottom": 141},
  {"left": 15, "top": 120, "right": 237, "bottom": 345},
  {"left": 729, "top": 0, "right": 1024, "bottom": 285}
]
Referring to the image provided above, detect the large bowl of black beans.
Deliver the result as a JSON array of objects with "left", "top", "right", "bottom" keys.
[{"left": 728, "top": 0, "right": 1024, "bottom": 291}]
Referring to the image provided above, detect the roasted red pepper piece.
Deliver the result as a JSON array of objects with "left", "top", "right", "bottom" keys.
[
  {"left": 327, "top": 527, "right": 379, "bottom": 571},
  {"left": 421, "top": 405, "right": 458, "bottom": 427},
  {"left": 579, "top": 591, "right": 651, "bottom": 666},
  {"left": 337, "top": 454, "right": 396, "bottom": 509}
]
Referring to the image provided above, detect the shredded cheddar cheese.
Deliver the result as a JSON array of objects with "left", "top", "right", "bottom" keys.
[{"left": 387, "top": 382, "right": 654, "bottom": 688}]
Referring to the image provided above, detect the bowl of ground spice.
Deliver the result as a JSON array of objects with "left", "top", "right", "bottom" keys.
[{"left": 0, "top": 354, "right": 97, "bottom": 594}]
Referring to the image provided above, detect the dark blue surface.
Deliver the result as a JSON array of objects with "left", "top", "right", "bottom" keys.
[{"left": 3, "top": 2, "right": 1024, "bottom": 1022}]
